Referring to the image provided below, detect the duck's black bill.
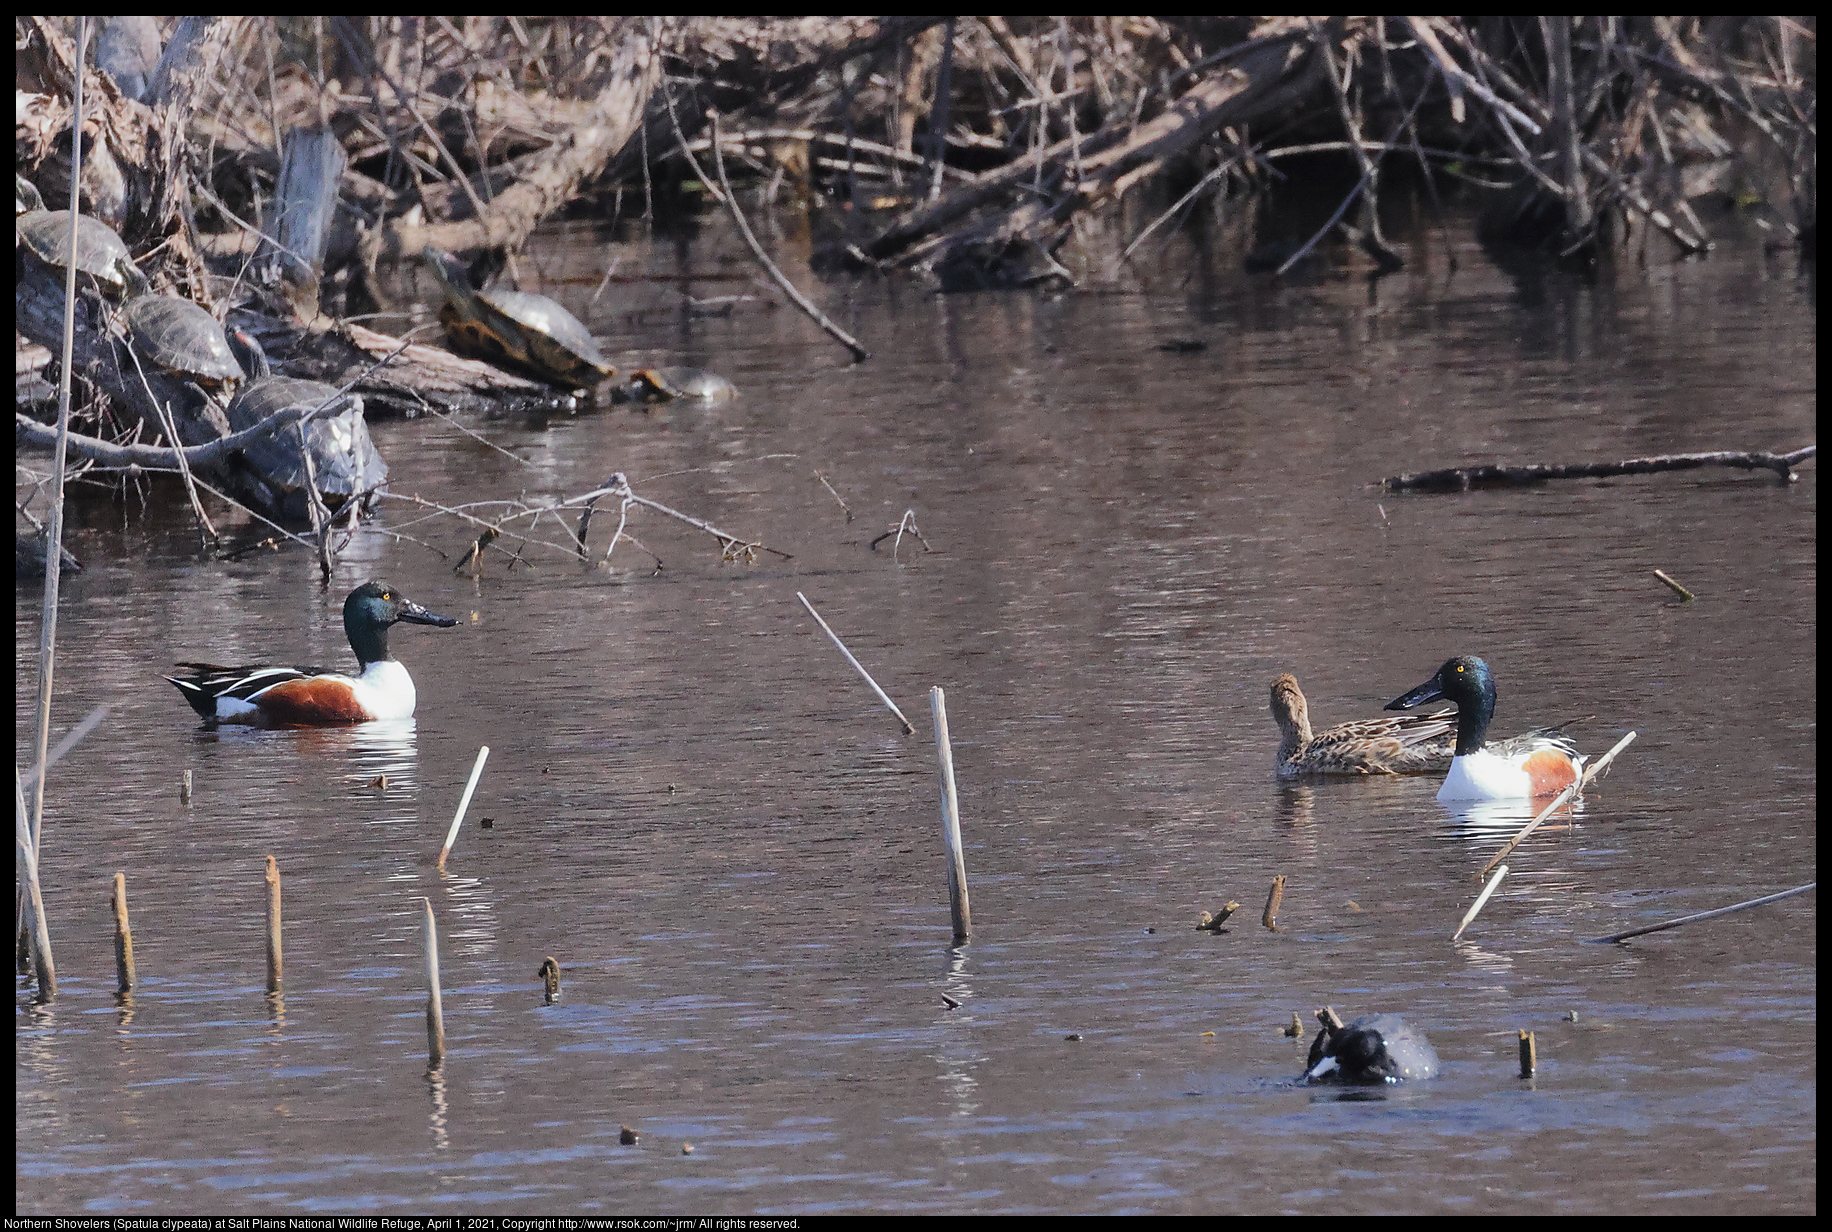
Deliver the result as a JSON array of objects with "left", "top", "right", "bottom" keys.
[
  {"left": 1385, "top": 676, "right": 1444, "bottom": 711},
  {"left": 398, "top": 599, "right": 459, "bottom": 628}
]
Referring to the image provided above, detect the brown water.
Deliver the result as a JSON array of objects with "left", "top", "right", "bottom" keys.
[{"left": 17, "top": 209, "right": 1816, "bottom": 1214}]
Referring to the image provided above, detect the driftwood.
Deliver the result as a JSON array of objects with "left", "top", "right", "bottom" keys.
[
  {"left": 1380, "top": 447, "right": 1816, "bottom": 493},
  {"left": 17, "top": 400, "right": 334, "bottom": 472}
]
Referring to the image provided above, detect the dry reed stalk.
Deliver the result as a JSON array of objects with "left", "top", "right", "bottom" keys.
[
  {"left": 22, "top": 21, "right": 87, "bottom": 1002},
  {"left": 796, "top": 593, "right": 916, "bottom": 734},
  {"left": 14, "top": 770, "right": 56, "bottom": 1000},
  {"left": 930, "top": 687, "right": 972, "bottom": 941},
  {"left": 1452, "top": 864, "right": 1510, "bottom": 942},
  {"left": 1477, "top": 731, "right": 1638, "bottom": 882},
  {"left": 437, "top": 746, "right": 491, "bottom": 870}
]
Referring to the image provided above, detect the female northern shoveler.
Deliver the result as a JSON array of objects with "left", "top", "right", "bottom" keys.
[
  {"left": 1384, "top": 656, "right": 1584, "bottom": 801},
  {"left": 164, "top": 581, "right": 457, "bottom": 726},
  {"left": 1270, "top": 674, "right": 1456, "bottom": 779}
]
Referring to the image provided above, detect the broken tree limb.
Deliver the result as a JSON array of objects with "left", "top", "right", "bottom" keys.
[
  {"left": 706, "top": 110, "right": 869, "bottom": 363},
  {"left": 1380, "top": 446, "right": 1815, "bottom": 493},
  {"left": 876, "top": 18, "right": 1332, "bottom": 270},
  {"left": 377, "top": 18, "right": 662, "bottom": 262},
  {"left": 1586, "top": 883, "right": 1815, "bottom": 945},
  {"left": 18, "top": 400, "right": 334, "bottom": 472}
]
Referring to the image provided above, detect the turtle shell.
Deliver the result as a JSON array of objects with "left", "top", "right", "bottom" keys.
[
  {"left": 120, "top": 295, "right": 244, "bottom": 384},
  {"left": 17, "top": 197, "right": 139, "bottom": 294},
  {"left": 227, "top": 375, "right": 387, "bottom": 503},
  {"left": 424, "top": 245, "right": 614, "bottom": 389}
]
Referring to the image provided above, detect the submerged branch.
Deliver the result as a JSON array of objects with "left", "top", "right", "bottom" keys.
[{"left": 1380, "top": 446, "right": 1815, "bottom": 493}]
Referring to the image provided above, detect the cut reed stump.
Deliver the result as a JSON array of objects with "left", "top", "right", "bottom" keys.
[
  {"left": 112, "top": 872, "right": 136, "bottom": 992},
  {"left": 1380, "top": 446, "right": 1814, "bottom": 493},
  {"left": 263, "top": 855, "right": 283, "bottom": 993},
  {"left": 423, "top": 898, "right": 446, "bottom": 1068}
]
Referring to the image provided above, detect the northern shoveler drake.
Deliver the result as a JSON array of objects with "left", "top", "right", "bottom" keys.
[
  {"left": 1385, "top": 656, "right": 1584, "bottom": 801},
  {"left": 165, "top": 581, "right": 457, "bottom": 726},
  {"left": 1270, "top": 673, "right": 1455, "bottom": 778}
]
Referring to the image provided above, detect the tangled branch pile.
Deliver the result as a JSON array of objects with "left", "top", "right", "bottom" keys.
[{"left": 17, "top": 16, "right": 1815, "bottom": 304}]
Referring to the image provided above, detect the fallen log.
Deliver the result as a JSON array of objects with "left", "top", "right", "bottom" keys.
[{"left": 1379, "top": 446, "right": 1816, "bottom": 493}]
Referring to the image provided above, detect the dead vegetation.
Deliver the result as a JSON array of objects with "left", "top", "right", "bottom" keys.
[{"left": 14, "top": 17, "right": 1817, "bottom": 554}]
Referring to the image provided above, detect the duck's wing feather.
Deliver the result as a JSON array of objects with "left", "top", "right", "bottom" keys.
[
  {"left": 166, "top": 662, "right": 337, "bottom": 704},
  {"left": 1290, "top": 709, "right": 1457, "bottom": 775}
]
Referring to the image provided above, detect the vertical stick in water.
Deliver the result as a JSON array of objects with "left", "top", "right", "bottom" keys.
[
  {"left": 264, "top": 855, "right": 283, "bottom": 992},
  {"left": 1518, "top": 1029, "right": 1537, "bottom": 1078},
  {"left": 930, "top": 687, "right": 971, "bottom": 941},
  {"left": 25, "top": 18, "right": 88, "bottom": 982},
  {"left": 437, "top": 746, "right": 491, "bottom": 870},
  {"left": 423, "top": 897, "right": 446, "bottom": 1068},
  {"left": 1262, "top": 875, "right": 1287, "bottom": 930},
  {"left": 112, "top": 872, "right": 136, "bottom": 992}
]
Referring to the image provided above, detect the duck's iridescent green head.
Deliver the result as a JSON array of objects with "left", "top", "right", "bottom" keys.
[
  {"left": 1386, "top": 655, "right": 1495, "bottom": 755},
  {"left": 343, "top": 581, "right": 457, "bottom": 665}
]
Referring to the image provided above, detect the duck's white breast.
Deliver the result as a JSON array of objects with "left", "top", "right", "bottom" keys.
[
  {"left": 1436, "top": 750, "right": 1532, "bottom": 801},
  {"left": 351, "top": 660, "right": 417, "bottom": 721}
]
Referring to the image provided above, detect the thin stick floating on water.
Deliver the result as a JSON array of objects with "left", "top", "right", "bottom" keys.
[
  {"left": 1262, "top": 875, "right": 1286, "bottom": 931},
  {"left": 1453, "top": 864, "right": 1509, "bottom": 941},
  {"left": 1518, "top": 1029, "right": 1536, "bottom": 1078},
  {"left": 17, "top": 702, "right": 109, "bottom": 797},
  {"left": 438, "top": 747, "right": 491, "bottom": 870},
  {"left": 1585, "top": 883, "right": 1815, "bottom": 945},
  {"left": 423, "top": 897, "right": 446, "bottom": 1068},
  {"left": 181, "top": 769, "right": 193, "bottom": 803},
  {"left": 1477, "top": 731, "right": 1637, "bottom": 882},
  {"left": 796, "top": 593, "right": 915, "bottom": 734},
  {"left": 264, "top": 855, "right": 283, "bottom": 993},
  {"left": 1579, "top": 730, "right": 1638, "bottom": 790},
  {"left": 931, "top": 687, "right": 972, "bottom": 941},
  {"left": 1652, "top": 569, "right": 1695, "bottom": 601},
  {"left": 112, "top": 872, "right": 135, "bottom": 993},
  {"left": 15, "top": 703, "right": 106, "bottom": 973}
]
